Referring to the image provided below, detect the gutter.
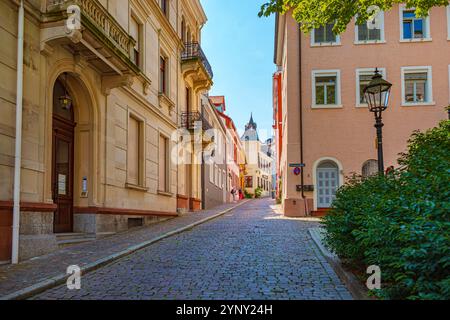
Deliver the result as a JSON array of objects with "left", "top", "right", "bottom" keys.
[
  {"left": 12, "top": 0, "right": 25, "bottom": 264},
  {"left": 298, "top": 23, "right": 309, "bottom": 216}
]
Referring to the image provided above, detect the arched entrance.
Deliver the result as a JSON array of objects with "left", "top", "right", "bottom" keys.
[
  {"left": 316, "top": 160, "right": 339, "bottom": 208},
  {"left": 52, "top": 76, "right": 76, "bottom": 233}
]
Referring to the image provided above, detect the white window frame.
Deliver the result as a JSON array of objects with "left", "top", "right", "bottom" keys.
[
  {"left": 310, "top": 23, "right": 341, "bottom": 47},
  {"left": 399, "top": 5, "right": 432, "bottom": 42},
  {"left": 448, "top": 65, "right": 450, "bottom": 104},
  {"left": 355, "top": 68, "right": 387, "bottom": 107},
  {"left": 312, "top": 70, "right": 342, "bottom": 109},
  {"left": 447, "top": 6, "right": 450, "bottom": 40},
  {"left": 354, "top": 12, "right": 386, "bottom": 44},
  {"left": 401, "top": 66, "right": 434, "bottom": 106}
]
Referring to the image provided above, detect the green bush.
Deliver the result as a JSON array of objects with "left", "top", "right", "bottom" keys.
[
  {"left": 254, "top": 187, "right": 263, "bottom": 199},
  {"left": 323, "top": 121, "right": 450, "bottom": 300},
  {"left": 244, "top": 190, "right": 253, "bottom": 199}
]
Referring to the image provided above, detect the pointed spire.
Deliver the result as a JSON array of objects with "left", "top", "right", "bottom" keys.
[{"left": 246, "top": 113, "right": 257, "bottom": 131}]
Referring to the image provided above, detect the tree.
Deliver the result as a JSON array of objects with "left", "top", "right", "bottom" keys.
[{"left": 259, "top": 0, "right": 449, "bottom": 34}]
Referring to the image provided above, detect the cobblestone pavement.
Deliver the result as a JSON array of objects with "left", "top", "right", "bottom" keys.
[
  {"left": 34, "top": 199, "right": 352, "bottom": 300},
  {"left": 0, "top": 201, "right": 245, "bottom": 298}
]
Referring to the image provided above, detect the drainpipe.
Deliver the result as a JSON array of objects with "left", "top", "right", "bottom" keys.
[
  {"left": 200, "top": 101, "right": 206, "bottom": 210},
  {"left": 12, "top": 0, "right": 25, "bottom": 264},
  {"left": 298, "top": 24, "right": 309, "bottom": 216}
]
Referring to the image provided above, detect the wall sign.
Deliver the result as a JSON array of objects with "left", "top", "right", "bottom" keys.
[{"left": 58, "top": 174, "right": 67, "bottom": 195}]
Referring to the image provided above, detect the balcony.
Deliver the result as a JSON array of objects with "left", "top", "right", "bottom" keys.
[
  {"left": 181, "top": 112, "right": 212, "bottom": 131},
  {"left": 181, "top": 42, "right": 213, "bottom": 92},
  {"left": 42, "top": 0, "right": 144, "bottom": 87}
]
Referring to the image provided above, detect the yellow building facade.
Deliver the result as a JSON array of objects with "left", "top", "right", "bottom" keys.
[{"left": 0, "top": 0, "right": 212, "bottom": 263}]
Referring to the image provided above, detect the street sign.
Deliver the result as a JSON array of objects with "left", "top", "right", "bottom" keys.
[
  {"left": 289, "top": 163, "right": 305, "bottom": 168},
  {"left": 293, "top": 167, "right": 301, "bottom": 176}
]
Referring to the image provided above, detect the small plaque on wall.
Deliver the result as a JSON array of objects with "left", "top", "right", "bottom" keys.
[{"left": 297, "top": 185, "right": 314, "bottom": 192}]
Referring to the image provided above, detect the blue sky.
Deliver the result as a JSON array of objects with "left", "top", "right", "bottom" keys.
[{"left": 201, "top": 0, "right": 275, "bottom": 138}]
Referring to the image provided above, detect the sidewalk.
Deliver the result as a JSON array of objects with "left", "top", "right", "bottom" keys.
[{"left": 0, "top": 200, "right": 250, "bottom": 300}]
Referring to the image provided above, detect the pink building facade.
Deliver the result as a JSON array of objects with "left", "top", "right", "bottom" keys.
[{"left": 274, "top": 5, "right": 450, "bottom": 217}]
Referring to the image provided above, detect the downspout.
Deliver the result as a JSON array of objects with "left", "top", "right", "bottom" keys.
[
  {"left": 12, "top": 0, "right": 25, "bottom": 264},
  {"left": 298, "top": 24, "right": 309, "bottom": 216},
  {"left": 200, "top": 102, "right": 206, "bottom": 209}
]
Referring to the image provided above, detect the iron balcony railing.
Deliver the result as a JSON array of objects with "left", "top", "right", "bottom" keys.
[
  {"left": 181, "top": 112, "right": 212, "bottom": 131},
  {"left": 181, "top": 42, "right": 214, "bottom": 80}
]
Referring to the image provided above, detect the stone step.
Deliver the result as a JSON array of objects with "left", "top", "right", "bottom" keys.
[
  {"left": 55, "top": 233, "right": 90, "bottom": 241},
  {"left": 96, "top": 232, "right": 116, "bottom": 239},
  {"left": 56, "top": 233, "right": 97, "bottom": 248},
  {"left": 311, "top": 208, "right": 331, "bottom": 217},
  {"left": 57, "top": 237, "right": 96, "bottom": 248}
]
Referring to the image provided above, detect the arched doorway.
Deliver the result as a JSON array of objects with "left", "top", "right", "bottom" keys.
[
  {"left": 52, "top": 76, "right": 76, "bottom": 233},
  {"left": 316, "top": 160, "right": 339, "bottom": 208}
]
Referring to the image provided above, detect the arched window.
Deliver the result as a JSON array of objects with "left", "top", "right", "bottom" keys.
[
  {"left": 362, "top": 160, "right": 378, "bottom": 178},
  {"left": 53, "top": 78, "right": 74, "bottom": 121}
]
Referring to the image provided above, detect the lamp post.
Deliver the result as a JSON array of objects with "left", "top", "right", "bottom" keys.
[{"left": 363, "top": 68, "right": 392, "bottom": 174}]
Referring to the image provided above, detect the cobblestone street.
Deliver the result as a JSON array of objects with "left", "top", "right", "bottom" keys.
[{"left": 34, "top": 199, "right": 352, "bottom": 300}]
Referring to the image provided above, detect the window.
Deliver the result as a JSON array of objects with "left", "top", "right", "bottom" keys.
[
  {"left": 209, "top": 163, "right": 214, "bottom": 184},
  {"left": 245, "top": 176, "right": 253, "bottom": 188},
  {"left": 447, "top": 6, "right": 450, "bottom": 40},
  {"left": 130, "top": 15, "right": 141, "bottom": 67},
  {"left": 158, "top": 134, "right": 169, "bottom": 192},
  {"left": 215, "top": 165, "right": 219, "bottom": 186},
  {"left": 311, "top": 23, "right": 339, "bottom": 45},
  {"left": 159, "top": 56, "right": 167, "bottom": 95},
  {"left": 219, "top": 168, "right": 222, "bottom": 189},
  {"left": 355, "top": 12, "right": 384, "bottom": 43},
  {"left": 401, "top": 66, "right": 433, "bottom": 105},
  {"left": 356, "top": 68, "right": 386, "bottom": 107},
  {"left": 312, "top": 70, "right": 341, "bottom": 108},
  {"left": 362, "top": 160, "right": 378, "bottom": 178},
  {"left": 185, "top": 87, "right": 190, "bottom": 112},
  {"left": 223, "top": 171, "right": 226, "bottom": 189},
  {"left": 127, "top": 115, "right": 145, "bottom": 187},
  {"left": 400, "top": 6, "right": 430, "bottom": 40},
  {"left": 161, "top": 0, "right": 168, "bottom": 17},
  {"left": 181, "top": 18, "right": 186, "bottom": 43}
]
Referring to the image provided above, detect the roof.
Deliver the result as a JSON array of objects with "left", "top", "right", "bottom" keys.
[
  {"left": 209, "top": 95, "right": 226, "bottom": 112},
  {"left": 241, "top": 113, "right": 260, "bottom": 141}
]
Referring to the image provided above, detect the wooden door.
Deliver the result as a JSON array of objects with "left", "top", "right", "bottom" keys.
[{"left": 52, "top": 117, "right": 75, "bottom": 233}]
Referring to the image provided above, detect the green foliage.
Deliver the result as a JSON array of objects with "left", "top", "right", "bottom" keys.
[
  {"left": 255, "top": 187, "right": 264, "bottom": 199},
  {"left": 323, "top": 121, "right": 450, "bottom": 300},
  {"left": 259, "top": 0, "right": 449, "bottom": 34},
  {"left": 244, "top": 190, "right": 254, "bottom": 199}
]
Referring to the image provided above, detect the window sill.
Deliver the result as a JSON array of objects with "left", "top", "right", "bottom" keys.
[
  {"left": 354, "top": 40, "right": 386, "bottom": 45},
  {"left": 125, "top": 183, "right": 149, "bottom": 192},
  {"left": 356, "top": 104, "right": 369, "bottom": 108},
  {"left": 158, "top": 92, "right": 176, "bottom": 115},
  {"left": 399, "top": 38, "right": 432, "bottom": 43},
  {"left": 158, "top": 190, "right": 174, "bottom": 197},
  {"left": 401, "top": 101, "right": 436, "bottom": 107},
  {"left": 311, "top": 104, "right": 343, "bottom": 109},
  {"left": 310, "top": 42, "right": 342, "bottom": 48}
]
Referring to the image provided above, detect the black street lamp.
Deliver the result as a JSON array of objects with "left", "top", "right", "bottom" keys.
[{"left": 363, "top": 68, "right": 393, "bottom": 174}]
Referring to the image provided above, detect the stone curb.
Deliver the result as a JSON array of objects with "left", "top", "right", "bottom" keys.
[
  {"left": 308, "top": 228, "right": 372, "bottom": 301},
  {"left": 0, "top": 200, "right": 250, "bottom": 300}
]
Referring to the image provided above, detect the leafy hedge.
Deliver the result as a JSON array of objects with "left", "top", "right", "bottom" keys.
[
  {"left": 255, "top": 187, "right": 263, "bottom": 199},
  {"left": 323, "top": 121, "right": 450, "bottom": 300}
]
